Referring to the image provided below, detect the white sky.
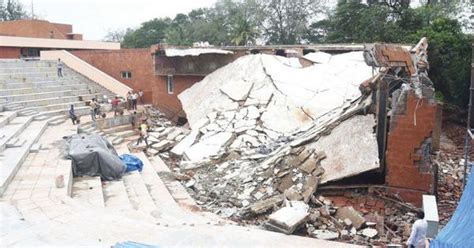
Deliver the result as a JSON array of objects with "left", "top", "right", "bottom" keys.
[{"left": 18, "top": 0, "right": 217, "bottom": 41}]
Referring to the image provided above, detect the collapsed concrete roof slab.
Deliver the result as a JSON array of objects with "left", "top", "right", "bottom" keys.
[
  {"left": 165, "top": 48, "right": 234, "bottom": 57},
  {"left": 179, "top": 52, "right": 374, "bottom": 135},
  {"left": 308, "top": 115, "right": 380, "bottom": 184}
]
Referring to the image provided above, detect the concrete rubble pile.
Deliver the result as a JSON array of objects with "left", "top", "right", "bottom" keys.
[
  {"left": 153, "top": 53, "right": 380, "bottom": 224},
  {"left": 142, "top": 39, "right": 436, "bottom": 245},
  {"left": 132, "top": 107, "right": 190, "bottom": 155}
]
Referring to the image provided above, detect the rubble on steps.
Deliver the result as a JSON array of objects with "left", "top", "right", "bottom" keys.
[
  {"left": 163, "top": 52, "right": 379, "bottom": 216},
  {"left": 137, "top": 40, "right": 456, "bottom": 246}
]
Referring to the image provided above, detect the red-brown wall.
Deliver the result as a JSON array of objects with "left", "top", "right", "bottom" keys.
[
  {"left": 72, "top": 49, "right": 203, "bottom": 120},
  {"left": 0, "top": 20, "right": 72, "bottom": 39},
  {"left": 385, "top": 93, "right": 440, "bottom": 207},
  {"left": 0, "top": 47, "right": 21, "bottom": 58}
]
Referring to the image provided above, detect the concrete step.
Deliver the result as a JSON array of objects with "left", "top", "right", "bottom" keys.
[
  {"left": 48, "top": 116, "right": 67, "bottom": 126},
  {"left": 115, "top": 130, "right": 138, "bottom": 139},
  {"left": 122, "top": 171, "right": 160, "bottom": 219},
  {"left": 29, "top": 142, "right": 42, "bottom": 153},
  {"left": 0, "top": 84, "right": 90, "bottom": 96},
  {"left": 6, "top": 137, "right": 27, "bottom": 148},
  {"left": 18, "top": 109, "right": 39, "bottom": 116},
  {"left": 0, "top": 67, "right": 57, "bottom": 73},
  {"left": 0, "top": 116, "right": 33, "bottom": 152},
  {"left": 0, "top": 120, "right": 49, "bottom": 196},
  {"left": 0, "top": 60, "right": 54, "bottom": 68},
  {"left": 4, "top": 103, "right": 23, "bottom": 111},
  {"left": 102, "top": 125, "right": 134, "bottom": 135},
  {"left": 136, "top": 153, "right": 218, "bottom": 225},
  {"left": 34, "top": 105, "right": 90, "bottom": 120},
  {"left": 148, "top": 156, "right": 202, "bottom": 214},
  {"left": 4, "top": 94, "right": 98, "bottom": 109},
  {"left": 111, "top": 136, "right": 124, "bottom": 145},
  {"left": 0, "top": 79, "right": 81, "bottom": 89},
  {"left": 102, "top": 180, "right": 133, "bottom": 211},
  {"left": 72, "top": 176, "right": 105, "bottom": 208},
  {"left": 0, "top": 111, "right": 17, "bottom": 128},
  {"left": 21, "top": 101, "right": 86, "bottom": 114},
  {"left": 0, "top": 89, "right": 91, "bottom": 102}
]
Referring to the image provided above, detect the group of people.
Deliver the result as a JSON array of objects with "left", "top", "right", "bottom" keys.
[{"left": 126, "top": 90, "right": 144, "bottom": 111}]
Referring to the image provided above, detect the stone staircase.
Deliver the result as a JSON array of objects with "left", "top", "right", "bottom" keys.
[
  {"left": 0, "top": 60, "right": 349, "bottom": 247},
  {"left": 0, "top": 59, "right": 115, "bottom": 195}
]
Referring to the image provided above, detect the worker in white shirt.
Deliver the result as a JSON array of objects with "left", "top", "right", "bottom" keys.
[{"left": 407, "top": 210, "right": 428, "bottom": 248}]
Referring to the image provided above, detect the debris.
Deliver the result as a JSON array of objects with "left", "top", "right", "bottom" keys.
[
  {"left": 336, "top": 206, "right": 366, "bottom": 229},
  {"left": 265, "top": 201, "right": 309, "bottom": 234},
  {"left": 312, "top": 230, "right": 339, "bottom": 240},
  {"left": 249, "top": 195, "right": 284, "bottom": 215},
  {"left": 361, "top": 228, "right": 378, "bottom": 238}
]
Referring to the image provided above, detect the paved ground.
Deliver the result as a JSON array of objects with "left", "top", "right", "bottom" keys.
[{"left": 1, "top": 111, "right": 359, "bottom": 247}]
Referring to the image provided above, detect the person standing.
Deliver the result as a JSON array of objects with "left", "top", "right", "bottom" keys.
[
  {"left": 131, "top": 111, "right": 137, "bottom": 128},
  {"left": 406, "top": 210, "right": 428, "bottom": 248},
  {"left": 126, "top": 91, "right": 132, "bottom": 110},
  {"left": 69, "top": 105, "right": 77, "bottom": 125},
  {"left": 136, "top": 120, "right": 149, "bottom": 147},
  {"left": 138, "top": 89, "right": 144, "bottom": 105},
  {"left": 57, "top": 58, "right": 64, "bottom": 77},
  {"left": 111, "top": 96, "right": 120, "bottom": 116},
  {"left": 131, "top": 91, "right": 138, "bottom": 110},
  {"left": 89, "top": 98, "right": 97, "bottom": 122}
]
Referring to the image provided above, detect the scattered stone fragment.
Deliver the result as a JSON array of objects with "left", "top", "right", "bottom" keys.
[
  {"left": 312, "top": 230, "right": 339, "bottom": 240},
  {"left": 336, "top": 206, "right": 366, "bottom": 229},
  {"left": 284, "top": 188, "right": 303, "bottom": 201},
  {"left": 249, "top": 195, "right": 284, "bottom": 215},
  {"left": 265, "top": 201, "right": 309, "bottom": 234},
  {"left": 343, "top": 218, "right": 353, "bottom": 227},
  {"left": 362, "top": 228, "right": 378, "bottom": 238},
  {"left": 301, "top": 176, "right": 319, "bottom": 203}
]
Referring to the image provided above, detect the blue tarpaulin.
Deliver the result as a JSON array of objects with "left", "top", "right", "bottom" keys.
[
  {"left": 120, "top": 154, "right": 144, "bottom": 172},
  {"left": 431, "top": 164, "right": 474, "bottom": 248},
  {"left": 113, "top": 241, "right": 159, "bottom": 248}
]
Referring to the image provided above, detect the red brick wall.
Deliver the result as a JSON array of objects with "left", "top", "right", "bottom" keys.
[
  {"left": 385, "top": 92, "right": 439, "bottom": 206},
  {"left": 0, "top": 20, "right": 70, "bottom": 39},
  {"left": 0, "top": 47, "right": 21, "bottom": 58},
  {"left": 72, "top": 49, "right": 203, "bottom": 120}
]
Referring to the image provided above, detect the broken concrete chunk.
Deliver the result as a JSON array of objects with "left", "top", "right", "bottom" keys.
[
  {"left": 265, "top": 201, "right": 309, "bottom": 234},
  {"left": 299, "top": 156, "right": 317, "bottom": 174},
  {"left": 297, "top": 149, "right": 314, "bottom": 163},
  {"left": 284, "top": 188, "right": 303, "bottom": 201},
  {"left": 220, "top": 80, "right": 254, "bottom": 101},
  {"left": 312, "top": 166, "right": 325, "bottom": 177},
  {"left": 151, "top": 140, "right": 173, "bottom": 151},
  {"left": 336, "top": 206, "right": 366, "bottom": 230},
  {"left": 343, "top": 218, "right": 353, "bottom": 227},
  {"left": 184, "top": 132, "right": 235, "bottom": 161},
  {"left": 319, "top": 206, "right": 330, "bottom": 217},
  {"left": 301, "top": 176, "right": 319, "bottom": 203},
  {"left": 249, "top": 195, "right": 284, "bottom": 215},
  {"left": 361, "top": 228, "right": 378, "bottom": 238},
  {"left": 312, "top": 230, "right": 339, "bottom": 240},
  {"left": 277, "top": 173, "right": 294, "bottom": 193}
]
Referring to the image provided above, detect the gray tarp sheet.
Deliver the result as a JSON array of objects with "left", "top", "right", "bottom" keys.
[{"left": 65, "top": 133, "right": 126, "bottom": 180}]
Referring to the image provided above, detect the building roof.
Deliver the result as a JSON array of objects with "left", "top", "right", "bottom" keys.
[{"left": 0, "top": 19, "right": 77, "bottom": 40}]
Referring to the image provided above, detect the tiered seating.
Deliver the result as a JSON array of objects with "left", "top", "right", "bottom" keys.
[{"left": 0, "top": 59, "right": 114, "bottom": 195}]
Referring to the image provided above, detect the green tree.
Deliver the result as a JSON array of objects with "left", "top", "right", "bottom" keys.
[
  {"left": 311, "top": 2, "right": 472, "bottom": 107},
  {"left": 0, "top": 0, "right": 29, "bottom": 21},
  {"left": 122, "top": 18, "right": 171, "bottom": 48},
  {"left": 262, "top": 0, "right": 325, "bottom": 44},
  {"left": 409, "top": 18, "right": 472, "bottom": 106}
]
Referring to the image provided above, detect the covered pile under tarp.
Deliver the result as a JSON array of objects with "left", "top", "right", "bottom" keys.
[
  {"left": 65, "top": 133, "right": 126, "bottom": 180},
  {"left": 431, "top": 165, "right": 474, "bottom": 248}
]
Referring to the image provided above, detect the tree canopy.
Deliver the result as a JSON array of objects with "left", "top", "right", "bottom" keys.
[
  {"left": 0, "top": 0, "right": 29, "bottom": 21},
  {"left": 109, "top": 0, "right": 472, "bottom": 108}
]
